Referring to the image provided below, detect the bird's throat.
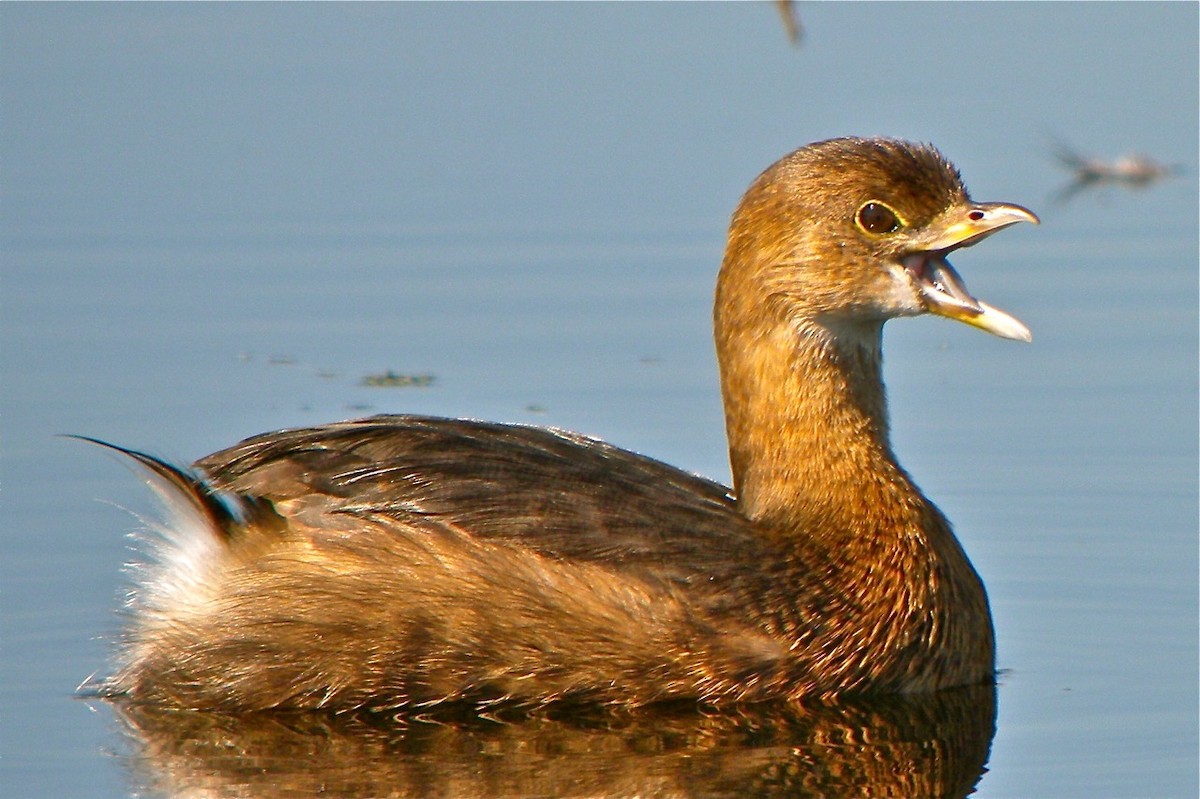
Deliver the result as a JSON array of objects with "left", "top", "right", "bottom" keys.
[{"left": 718, "top": 315, "right": 922, "bottom": 539}]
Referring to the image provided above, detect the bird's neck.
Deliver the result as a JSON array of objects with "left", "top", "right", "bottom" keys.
[{"left": 716, "top": 307, "right": 925, "bottom": 540}]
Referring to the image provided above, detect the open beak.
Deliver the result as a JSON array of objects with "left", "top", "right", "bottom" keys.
[{"left": 903, "top": 202, "right": 1038, "bottom": 342}]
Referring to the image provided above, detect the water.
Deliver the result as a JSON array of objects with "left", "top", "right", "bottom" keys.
[{"left": 2, "top": 4, "right": 1196, "bottom": 797}]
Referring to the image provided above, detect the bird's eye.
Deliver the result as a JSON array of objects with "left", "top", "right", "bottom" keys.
[{"left": 856, "top": 202, "right": 902, "bottom": 235}]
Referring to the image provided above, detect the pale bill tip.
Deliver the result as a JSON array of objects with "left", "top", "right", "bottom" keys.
[{"left": 975, "top": 301, "right": 1032, "bottom": 342}]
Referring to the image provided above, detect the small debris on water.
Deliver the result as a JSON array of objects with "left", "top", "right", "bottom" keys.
[{"left": 360, "top": 371, "right": 436, "bottom": 388}]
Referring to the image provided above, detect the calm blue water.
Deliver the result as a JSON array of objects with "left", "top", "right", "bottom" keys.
[{"left": 2, "top": 4, "right": 1196, "bottom": 797}]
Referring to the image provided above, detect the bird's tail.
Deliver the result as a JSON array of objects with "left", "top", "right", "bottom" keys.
[
  {"left": 70, "top": 436, "right": 246, "bottom": 541},
  {"left": 71, "top": 435, "right": 283, "bottom": 625}
]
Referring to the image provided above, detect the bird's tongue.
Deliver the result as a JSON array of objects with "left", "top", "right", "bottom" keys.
[
  {"left": 903, "top": 252, "right": 1032, "bottom": 342},
  {"left": 904, "top": 253, "right": 980, "bottom": 312}
]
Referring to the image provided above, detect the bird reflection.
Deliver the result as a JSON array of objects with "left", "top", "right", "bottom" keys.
[
  {"left": 105, "top": 685, "right": 996, "bottom": 799},
  {"left": 1051, "top": 140, "right": 1181, "bottom": 204}
]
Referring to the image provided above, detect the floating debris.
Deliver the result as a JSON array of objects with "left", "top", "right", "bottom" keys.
[
  {"left": 1051, "top": 141, "right": 1182, "bottom": 204},
  {"left": 360, "top": 371, "right": 436, "bottom": 388}
]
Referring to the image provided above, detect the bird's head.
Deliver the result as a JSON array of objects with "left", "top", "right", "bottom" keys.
[{"left": 719, "top": 137, "right": 1037, "bottom": 343}]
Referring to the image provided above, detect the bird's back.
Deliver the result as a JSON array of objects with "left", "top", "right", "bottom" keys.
[{"left": 197, "top": 414, "right": 762, "bottom": 584}]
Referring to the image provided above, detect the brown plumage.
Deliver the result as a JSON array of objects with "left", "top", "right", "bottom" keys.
[{"left": 89, "top": 137, "right": 1037, "bottom": 712}]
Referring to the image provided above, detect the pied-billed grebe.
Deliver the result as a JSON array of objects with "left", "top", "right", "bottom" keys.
[{"left": 88, "top": 137, "right": 1036, "bottom": 712}]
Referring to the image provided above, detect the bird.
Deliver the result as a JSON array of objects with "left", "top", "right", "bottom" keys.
[{"left": 85, "top": 137, "right": 1037, "bottom": 713}]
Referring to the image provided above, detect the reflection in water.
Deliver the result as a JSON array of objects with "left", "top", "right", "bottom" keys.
[{"left": 107, "top": 685, "right": 995, "bottom": 798}]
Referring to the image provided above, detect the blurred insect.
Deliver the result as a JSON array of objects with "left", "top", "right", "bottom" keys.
[
  {"left": 776, "top": 0, "right": 803, "bottom": 45},
  {"left": 1051, "top": 140, "right": 1182, "bottom": 204}
]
